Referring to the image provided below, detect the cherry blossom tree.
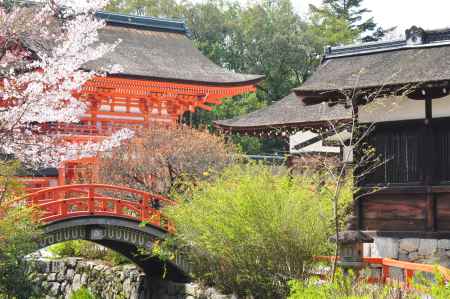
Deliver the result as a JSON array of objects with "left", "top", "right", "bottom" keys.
[{"left": 0, "top": 0, "right": 133, "bottom": 168}]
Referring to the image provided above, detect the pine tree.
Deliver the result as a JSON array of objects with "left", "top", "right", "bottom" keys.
[{"left": 311, "top": 0, "right": 394, "bottom": 42}]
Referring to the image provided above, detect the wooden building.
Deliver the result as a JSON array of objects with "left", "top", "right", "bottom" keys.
[
  {"left": 219, "top": 25, "right": 450, "bottom": 261},
  {"left": 23, "top": 11, "right": 263, "bottom": 189},
  {"left": 293, "top": 26, "right": 450, "bottom": 261}
]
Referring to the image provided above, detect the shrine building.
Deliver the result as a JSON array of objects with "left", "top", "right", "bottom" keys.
[
  {"left": 293, "top": 26, "right": 450, "bottom": 263},
  {"left": 218, "top": 25, "right": 450, "bottom": 264},
  {"left": 24, "top": 11, "right": 263, "bottom": 189}
]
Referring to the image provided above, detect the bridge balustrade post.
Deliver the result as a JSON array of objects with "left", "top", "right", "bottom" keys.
[
  {"left": 88, "top": 186, "right": 95, "bottom": 214},
  {"left": 382, "top": 264, "right": 390, "bottom": 283},
  {"left": 404, "top": 269, "right": 414, "bottom": 288},
  {"left": 61, "top": 199, "right": 67, "bottom": 217},
  {"left": 30, "top": 194, "right": 38, "bottom": 207},
  {"left": 141, "top": 194, "right": 150, "bottom": 222}
]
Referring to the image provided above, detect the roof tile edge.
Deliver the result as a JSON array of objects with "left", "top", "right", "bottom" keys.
[
  {"left": 325, "top": 26, "right": 450, "bottom": 59},
  {"left": 96, "top": 11, "right": 188, "bottom": 34}
]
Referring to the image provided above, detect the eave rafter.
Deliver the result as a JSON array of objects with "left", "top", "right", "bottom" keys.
[{"left": 82, "top": 76, "right": 257, "bottom": 99}]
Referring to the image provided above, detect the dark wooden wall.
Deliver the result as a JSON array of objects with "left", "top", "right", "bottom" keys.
[{"left": 358, "top": 117, "right": 450, "bottom": 236}]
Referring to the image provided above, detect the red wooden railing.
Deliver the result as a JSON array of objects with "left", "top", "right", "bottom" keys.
[
  {"left": 314, "top": 256, "right": 450, "bottom": 288},
  {"left": 23, "top": 184, "right": 176, "bottom": 232}
]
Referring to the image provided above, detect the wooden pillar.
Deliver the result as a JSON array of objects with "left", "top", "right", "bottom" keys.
[
  {"left": 58, "top": 163, "right": 66, "bottom": 186},
  {"left": 351, "top": 96, "right": 364, "bottom": 230},
  {"left": 424, "top": 92, "right": 436, "bottom": 231}
]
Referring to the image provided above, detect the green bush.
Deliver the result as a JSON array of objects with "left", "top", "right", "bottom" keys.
[
  {"left": 49, "top": 241, "right": 130, "bottom": 266},
  {"left": 288, "top": 268, "right": 450, "bottom": 299},
  {"left": 166, "top": 164, "right": 350, "bottom": 298},
  {"left": 69, "top": 287, "right": 97, "bottom": 299},
  {"left": 413, "top": 269, "right": 450, "bottom": 299},
  {"left": 0, "top": 205, "right": 42, "bottom": 299},
  {"left": 0, "top": 161, "right": 43, "bottom": 298},
  {"left": 288, "top": 270, "right": 395, "bottom": 299}
]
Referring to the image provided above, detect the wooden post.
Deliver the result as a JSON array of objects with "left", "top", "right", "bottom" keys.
[
  {"left": 58, "top": 164, "right": 66, "bottom": 186},
  {"left": 424, "top": 93, "right": 437, "bottom": 231}
]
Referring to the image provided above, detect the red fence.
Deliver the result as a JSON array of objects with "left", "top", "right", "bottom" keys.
[
  {"left": 314, "top": 256, "right": 450, "bottom": 288},
  {"left": 24, "top": 184, "right": 176, "bottom": 232}
]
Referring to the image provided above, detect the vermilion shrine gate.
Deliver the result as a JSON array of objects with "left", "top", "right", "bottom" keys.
[{"left": 23, "top": 11, "right": 263, "bottom": 191}]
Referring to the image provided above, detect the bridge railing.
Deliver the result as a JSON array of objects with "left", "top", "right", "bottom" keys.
[
  {"left": 314, "top": 256, "right": 450, "bottom": 288},
  {"left": 24, "top": 184, "right": 176, "bottom": 232}
]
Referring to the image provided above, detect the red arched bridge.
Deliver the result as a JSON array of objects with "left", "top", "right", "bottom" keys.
[
  {"left": 25, "top": 184, "right": 175, "bottom": 232},
  {"left": 23, "top": 184, "right": 189, "bottom": 281}
]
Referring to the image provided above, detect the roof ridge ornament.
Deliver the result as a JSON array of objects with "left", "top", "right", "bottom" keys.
[
  {"left": 406, "top": 26, "right": 426, "bottom": 45},
  {"left": 95, "top": 11, "right": 188, "bottom": 34},
  {"left": 324, "top": 25, "right": 450, "bottom": 59}
]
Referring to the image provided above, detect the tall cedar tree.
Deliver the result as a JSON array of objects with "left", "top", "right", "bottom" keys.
[{"left": 310, "top": 0, "right": 394, "bottom": 42}]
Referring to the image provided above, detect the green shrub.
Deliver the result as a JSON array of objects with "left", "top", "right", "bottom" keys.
[
  {"left": 166, "top": 164, "right": 350, "bottom": 298},
  {"left": 0, "top": 161, "right": 43, "bottom": 298},
  {"left": 288, "top": 268, "right": 450, "bottom": 299},
  {"left": 69, "top": 287, "right": 97, "bottom": 299},
  {"left": 0, "top": 205, "right": 42, "bottom": 299},
  {"left": 49, "top": 241, "right": 130, "bottom": 266},
  {"left": 413, "top": 269, "right": 450, "bottom": 299}
]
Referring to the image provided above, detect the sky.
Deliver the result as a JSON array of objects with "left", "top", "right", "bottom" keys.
[{"left": 294, "top": 0, "right": 450, "bottom": 32}]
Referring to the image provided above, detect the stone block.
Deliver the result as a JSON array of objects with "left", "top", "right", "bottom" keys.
[
  {"left": 80, "top": 273, "right": 88, "bottom": 285},
  {"left": 48, "top": 282, "right": 60, "bottom": 297},
  {"left": 57, "top": 271, "right": 66, "bottom": 282},
  {"left": 418, "top": 239, "right": 438, "bottom": 256},
  {"left": 408, "top": 251, "right": 420, "bottom": 261},
  {"left": 399, "top": 238, "right": 419, "bottom": 253},
  {"left": 398, "top": 251, "right": 409, "bottom": 261},
  {"left": 72, "top": 273, "right": 82, "bottom": 291},
  {"left": 184, "top": 283, "right": 198, "bottom": 296},
  {"left": 370, "top": 237, "right": 399, "bottom": 259},
  {"left": 438, "top": 239, "right": 450, "bottom": 250},
  {"left": 66, "top": 257, "right": 81, "bottom": 268},
  {"left": 47, "top": 273, "right": 57, "bottom": 282},
  {"left": 65, "top": 268, "right": 75, "bottom": 281}
]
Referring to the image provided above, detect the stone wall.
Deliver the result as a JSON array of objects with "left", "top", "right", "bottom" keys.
[
  {"left": 363, "top": 237, "right": 450, "bottom": 266},
  {"left": 29, "top": 258, "right": 234, "bottom": 299}
]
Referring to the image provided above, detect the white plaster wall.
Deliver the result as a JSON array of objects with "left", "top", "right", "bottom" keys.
[
  {"left": 359, "top": 96, "right": 425, "bottom": 123},
  {"left": 359, "top": 94, "right": 450, "bottom": 123},
  {"left": 289, "top": 130, "right": 340, "bottom": 154}
]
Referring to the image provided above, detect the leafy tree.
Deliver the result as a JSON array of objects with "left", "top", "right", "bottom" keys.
[
  {"left": 166, "top": 165, "right": 351, "bottom": 298},
  {"left": 106, "top": 0, "right": 364, "bottom": 155},
  {"left": 310, "top": 0, "right": 394, "bottom": 42},
  {"left": 306, "top": 7, "right": 360, "bottom": 47},
  {"left": 0, "top": 161, "right": 42, "bottom": 299},
  {"left": 108, "top": 0, "right": 312, "bottom": 102},
  {"left": 106, "top": 0, "right": 185, "bottom": 17}
]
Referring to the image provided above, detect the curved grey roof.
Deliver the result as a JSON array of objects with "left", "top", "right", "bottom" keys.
[
  {"left": 295, "top": 26, "right": 450, "bottom": 94},
  {"left": 214, "top": 93, "right": 351, "bottom": 131},
  {"left": 83, "top": 12, "right": 264, "bottom": 85}
]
